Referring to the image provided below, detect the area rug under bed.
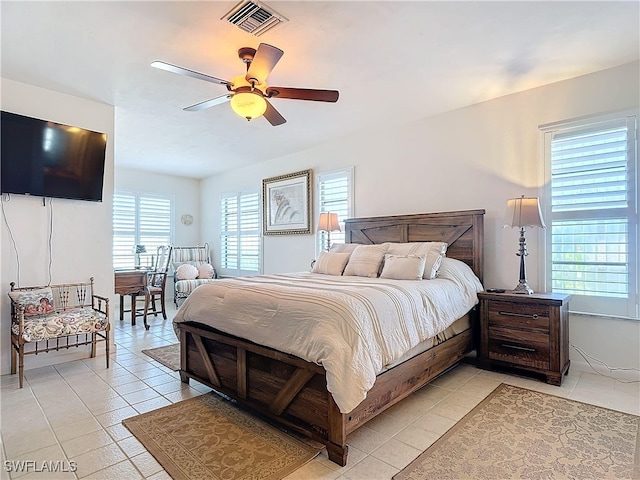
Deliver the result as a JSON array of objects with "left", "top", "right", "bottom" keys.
[{"left": 123, "top": 392, "right": 321, "bottom": 480}]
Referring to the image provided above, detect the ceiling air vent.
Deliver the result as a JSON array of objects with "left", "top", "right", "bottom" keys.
[{"left": 222, "top": 0, "right": 288, "bottom": 37}]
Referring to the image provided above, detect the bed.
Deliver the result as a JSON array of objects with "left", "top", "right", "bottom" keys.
[{"left": 173, "top": 209, "right": 484, "bottom": 465}]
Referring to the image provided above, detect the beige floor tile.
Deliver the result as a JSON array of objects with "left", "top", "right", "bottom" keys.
[
  {"left": 411, "top": 411, "right": 456, "bottom": 435},
  {"left": 393, "top": 424, "right": 441, "bottom": 451},
  {"left": 3, "top": 426, "right": 58, "bottom": 459},
  {"left": 116, "top": 436, "right": 146, "bottom": 458},
  {"left": 121, "top": 388, "right": 160, "bottom": 405},
  {"left": 94, "top": 406, "right": 138, "bottom": 428},
  {"left": 80, "top": 459, "right": 143, "bottom": 479},
  {"left": 104, "top": 424, "right": 133, "bottom": 442},
  {"left": 61, "top": 429, "right": 114, "bottom": 458},
  {"left": 70, "top": 443, "right": 127, "bottom": 478},
  {"left": 371, "top": 438, "right": 422, "bottom": 470},
  {"left": 131, "top": 396, "right": 172, "bottom": 414},
  {"left": 283, "top": 458, "right": 341, "bottom": 480},
  {"left": 339, "top": 454, "right": 399, "bottom": 480},
  {"left": 5, "top": 444, "right": 71, "bottom": 479},
  {"left": 53, "top": 417, "right": 103, "bottom": 442},
  {"left": 346, "top": 426, "right": 390, "bottom": 455},
  {"left": 129, "top": 451, "right": 163, "bottom": 478}
]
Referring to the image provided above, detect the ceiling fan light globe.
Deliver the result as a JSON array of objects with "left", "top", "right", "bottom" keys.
[{"left": 230, "top": 91, "right": 267, "bottom": 120}]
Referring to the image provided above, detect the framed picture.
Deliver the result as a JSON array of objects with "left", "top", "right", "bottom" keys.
[{"left": 263, "top": 169, "right": 312, "bottom": 235}]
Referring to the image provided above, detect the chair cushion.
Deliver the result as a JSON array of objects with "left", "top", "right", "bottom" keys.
[
  {"left": 175, "top": 278, "right": 217, "bottom": 294},
  {"left": 176, "top": 264, "right": 199, "bottom": 280},
  {"left": 12, "top": 307, "right": 108, "bottom": 342}
]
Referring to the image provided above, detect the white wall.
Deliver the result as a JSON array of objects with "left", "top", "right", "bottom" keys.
[
  {"left": 1, "top": 78, "right": 115, "bottom": 374},
  {"left": 115, "top": 167, "right": 203, "bottom": 298},
  {"left": 115, "top": 167, "right": 202, "bottom": 247},
  {"left": 201, "top": 61, "right": 640, "bottom": 378}
]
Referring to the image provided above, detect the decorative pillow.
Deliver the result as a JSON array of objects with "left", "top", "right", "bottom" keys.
[
  {"left": 380, "top": 254, "right": 427, "bottom": 280},
  {"left": 343, "top": 244, "right": 388, "bottom": 278},
  {"left": 329, "top": 243, "right": 361, "bottom": 254},
  {"left": 383, "top": 242, "right": 448, "bottom": 279},
  {"left": 176, "top": 263, "right": 199, "bottom": 280},
  {"left": 8, "top": 287, "right": 55, "bottom": 317},
  {"left": 197, "top": 263, "right": 215, "bottom": 279},
  {"left": 311, "top": 252, "right": 351, "bottom": 275}
]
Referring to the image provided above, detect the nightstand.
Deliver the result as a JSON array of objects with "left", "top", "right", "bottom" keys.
[{"left": 477, "top": 291, "right": 570, "bottom": 385}]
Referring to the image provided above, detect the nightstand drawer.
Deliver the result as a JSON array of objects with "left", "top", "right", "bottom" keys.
[
  {"left": 487, "top": 301, "right": 550, "bottom": 331},
  {"left": 488, "top": 326, "right": 550, "bottom": 369}
]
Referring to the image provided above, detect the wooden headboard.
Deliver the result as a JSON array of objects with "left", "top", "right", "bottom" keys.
[{"left": 344, "top": 209, "right": 485, "bottom": 283}]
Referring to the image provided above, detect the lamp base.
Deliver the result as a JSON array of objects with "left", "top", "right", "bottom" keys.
[{"left": 512, "top": 281, "right": 534, "bottom": 295}]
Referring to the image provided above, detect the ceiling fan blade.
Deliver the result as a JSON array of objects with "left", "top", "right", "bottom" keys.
[
  {"left": 245, "top": 43, "right": 284, "bottom": 85},
  {"left": 266, "top": 87, "right": 339, "bottom": 103},
  {"left": 263, "top": 99, "right": 286, "bottom": 126},
  {"left": 184, "top": 95, "right": 232, "bottom": 112},
  {"left": 151, "top": 61, "right": 231, "bottom": 86}
]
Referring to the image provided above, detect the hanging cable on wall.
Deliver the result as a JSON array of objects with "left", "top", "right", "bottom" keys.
[
  {"left": 1, "top": 194, "right": 21, "bottom": 287},
  {"left": 47, "top": 197, "right": 54, "bottom": 286}
]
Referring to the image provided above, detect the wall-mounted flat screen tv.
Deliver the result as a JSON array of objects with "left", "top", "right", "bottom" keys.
[{"left": 1, "top": 111, "right": 107, "bottom": 202}]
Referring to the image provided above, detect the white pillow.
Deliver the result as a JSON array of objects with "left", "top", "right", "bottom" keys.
[
  {"left": 311, "top": 252, "right": 351, "bottom": 275},
  {"left": 380, "top": 254, "right": 426, "bottom": 280},
  {"left": 197, "top": 263, "right": 215, "bottom": 279},
  {"left": 329, "top": 243, "right": 360, "bottom": 254},
  {"left": 343, "top": 244, "right": 388, "bottom": 278},
  {"left": 176, "top": 263, "right": 199, "bottom": 280},
  {"left": 383, "top": 242, "right": 448, "bottom": 279}
]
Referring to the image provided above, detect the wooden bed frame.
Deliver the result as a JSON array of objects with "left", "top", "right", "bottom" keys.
[{"left": 176, "top": 209, "right": 485, "bottom": 465}]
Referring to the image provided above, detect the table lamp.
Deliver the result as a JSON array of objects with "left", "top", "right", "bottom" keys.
[
  {"left": 504, "top": 195, "right": 546, "bottom": 294},
  {"left": 317, "top": 212, "right": 341, "bottom": 251}
]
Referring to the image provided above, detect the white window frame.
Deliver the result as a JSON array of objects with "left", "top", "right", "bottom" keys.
[
  {"left": 315, "top": 167, "right": 354, "bottom": 254},
  {"left": 541, "top": 111, "right": 639, "bottom": 320},
  {"left": 219, "top": 190, "right": 262, "bottom": 277},
  {"left": 113, "top": 191, "right": 174, "bottom": 269}
]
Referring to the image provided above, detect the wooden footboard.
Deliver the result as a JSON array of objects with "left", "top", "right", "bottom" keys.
[{"left": 176, "top": 318, "right": 475, "bottom": 466}]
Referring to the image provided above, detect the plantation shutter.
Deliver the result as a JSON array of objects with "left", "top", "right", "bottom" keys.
[
  {"left": 113, "top": 193, "right": 136, "bottom": 269},
  {"left": 113, "top": 192, "right": 173, "bottom": 269},
  {"left": 220, "top": 191, "right": 261, "bottom": 276},
  {"left": 546, "top": 114, "right": 638, "bottom": 318},
  {"left": 317, "top": 169, "right": 353, "bottom": 252}
]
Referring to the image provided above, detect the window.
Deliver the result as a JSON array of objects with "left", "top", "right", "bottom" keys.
[
  {"left": 543, "top": 113, "right": 638, "bottom": 319},
  {"left": 113, "top": 192, "right": 173, "bottom": 269},
  {"left": 219, "top": 191, "right": 261, "bottom": 276},
  {"left": 316, "top": 168, "right": 354, "bottom": 252}
]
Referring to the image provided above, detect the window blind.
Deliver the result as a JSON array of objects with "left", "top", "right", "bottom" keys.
[
  {"left": 546, "top": 115, "right": 638, "bottom": 318},
  {"left": 317, "top": 169, "right": 353, "bottom": 252},
  {"left": 113, "top": 192, "right": 173, "bottom": 269},
  {"left": 220, "top": 191, "right": 261, "bottom": 276}
]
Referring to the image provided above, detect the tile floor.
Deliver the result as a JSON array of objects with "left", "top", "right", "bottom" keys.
[{"left": 1, "top": 305, "right": 638, "bottom": 479}]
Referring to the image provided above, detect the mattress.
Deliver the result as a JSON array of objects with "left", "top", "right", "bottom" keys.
[{"left": 173, "top": 257, "right": 483, "bottom": 412}]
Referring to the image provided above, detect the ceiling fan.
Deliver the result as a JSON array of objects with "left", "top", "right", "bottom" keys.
[{"left": 151, "top": 43, "right": 339, "bottom": 126}]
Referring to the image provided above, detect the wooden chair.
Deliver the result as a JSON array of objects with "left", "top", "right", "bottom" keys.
[
  {"left": 9, "top": 277, "right": 110, "bottom": 388},
  {"left": 142, "top": 245, "right": 172, "bottom": 330}
]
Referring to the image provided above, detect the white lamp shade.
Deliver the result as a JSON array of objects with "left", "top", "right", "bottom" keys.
[
  {"left": 317, "top": 212, "right": 341, "bottom": 232},
  {"left": 504, "top": 196, "right": 546, "bottom": 228}
]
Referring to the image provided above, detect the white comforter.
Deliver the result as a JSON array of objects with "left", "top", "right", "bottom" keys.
[{"left": 173, "top": 257, "right": 483, "bottom": 413}]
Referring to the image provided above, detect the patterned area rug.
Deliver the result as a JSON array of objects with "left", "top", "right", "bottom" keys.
[
  {"left": 395, "top": 383, "right": 640, "bottom": 480},
  {"left": 123, "top": 393, "right": 320, "bottom": 480},
  {"left": 142, "top": 344, "right": 180, "bottom": 371}
]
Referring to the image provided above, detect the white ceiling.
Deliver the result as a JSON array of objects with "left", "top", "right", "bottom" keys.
[{"left": 2, "top": 1, "right": 638, "bottom": 179}]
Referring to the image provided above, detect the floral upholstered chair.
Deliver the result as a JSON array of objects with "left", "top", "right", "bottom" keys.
[
  {"left": 8, "top": 277, "right": 110, "bottom": 388},
  {"left": 172, "top": 243, "right": 217, "bottom": 307}
]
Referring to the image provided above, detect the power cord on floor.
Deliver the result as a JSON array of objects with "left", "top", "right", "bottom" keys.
[{"left": 570, "top": 341, "right": 640, "bottom": 384}]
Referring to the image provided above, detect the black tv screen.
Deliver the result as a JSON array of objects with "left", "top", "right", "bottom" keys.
[{"left": 1, "top": 111, "right": 107, "bottom": 202}]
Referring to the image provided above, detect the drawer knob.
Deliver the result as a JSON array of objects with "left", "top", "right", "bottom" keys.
[{"left": 498, "top": 311, "right": 538, "bottom": 319}]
